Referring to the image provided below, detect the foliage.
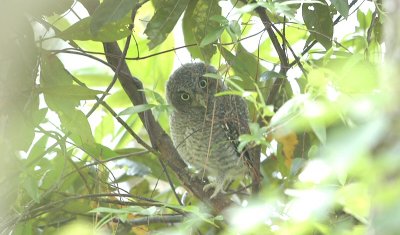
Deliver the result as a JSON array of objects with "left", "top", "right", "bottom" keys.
[{"left": 0, "top": 0, "right": 397, "bottom": 234}]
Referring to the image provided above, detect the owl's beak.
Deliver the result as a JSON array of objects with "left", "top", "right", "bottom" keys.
[{"left": 195, "top": 94, "right": 207, "bottom": 108}]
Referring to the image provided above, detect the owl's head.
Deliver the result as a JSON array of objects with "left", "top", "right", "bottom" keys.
[{"left": 166, "top": 63, "right": 225, "bottom": 113}]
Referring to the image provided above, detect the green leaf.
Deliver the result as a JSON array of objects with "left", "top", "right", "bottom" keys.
[
  {"left": 209, "top": 15, "right": 229, "bottom": 25},
  {"left": 90, "top": 0, "right": 137, "bottom": 34},
  {"left": 144, "top": 0, "right": 190, "bottom": 49},
  {"left": 258, "top": 1, "right": 296, "bottom": 19},
  {"left": 82, "top": 143, "right": 119, "bottom": 160},
  {"left": 331, "top": 0, "right": 349, "bottom": 18},
  {"left": 357, "top": 10, "right": 372, "bottom": 31},
  {"left": 59, "top": 17, "right": 131, "bottom": 42},
  {"left": 260, "top": 71, "right": 285, "bottom": 82},
  {"left": 118, "top": 104, "right": 156, "bottom": 116},
  {"left": 32, "top": 108, "right": 48, "bottom": 126},
  {"left": 233, "top": 3, "right": 258, "bottom": 14},
  {"left": 226, "top": 20, "right": 241, "bottom": 42},
  {"left": 41, "top": 54, "right": 74, "bottom": 87},
  {"left": 114, "top": 159, "right": 151, "bottom": 177},
  {"left": 129, "top": 179, "right": 150, "bottom": 196},
  {"left": 270, "top": 94, "right": 306, "bottom": 129},
  {"left": 310, "top": 122, "right": 326, "bottom": 144},
  {"left": 199, "top": 26, "right": 225, "bottom": 47},
  {"left": 23, "top": 175, "right": 40, "bottom": 203},
  {"left": 337, "top": 183, "right": 370, "bottom": 223},
  {"left": 26, "top": 135, "right": 49, "bottom": 166},
  {"left": 125, "top": 150, "right": 180, "bottom": 184},
  {"left": 141, "top": 88, "right": 166, "bottom": 105},
  {"left": 39, "top": 152, "right": 66, "bottom": 189},
  {"left": 182, "top": 0, "right": 221, "bottom": 62},
  {"left": 220, "top": 44, "right": 265, "bottom": 88},
  {"left": 12, "top": 221, "right": 34, "bottom": 235},
  {"left": 95, "top": 112, "right": 115, "bottom": 141},
  {"left": 37, "top": 85, "right": 105, "bottom": 100},
  {"left": 238, "top": 123, "right": 269, "bottom": 151},
  {"left": 302, "top": 0, "right": 333, "bottom": 49},
  {"left": 41, "top": 54, "right": 80, "bottom": 110},
  {"left": 59, "top": 109, "right": 95, "bottom": 146}
]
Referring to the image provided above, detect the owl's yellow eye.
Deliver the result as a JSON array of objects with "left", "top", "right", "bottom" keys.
[
  {"left": 199, "top": 79, "right": 207, "bottom": 88},
  {"left": 180, "top": 93, "right": 190, "bottom": 101}
]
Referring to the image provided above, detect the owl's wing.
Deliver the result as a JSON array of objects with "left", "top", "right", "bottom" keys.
[{"left": 218, "top": 95, "right": 262, "bottom": 193}]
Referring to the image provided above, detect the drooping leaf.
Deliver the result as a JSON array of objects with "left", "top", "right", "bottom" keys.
[
  {"left": 260, "top": 71, "right": 285, "bottom": 82},
  {"left": 40, "top": 54, "right": 80, "bottom": 110},
  {"left": 82, "top": 143, "right": 119, "bottom": 160},
  {"left": 120, "top": 149, "right": 180, "bottom": 184},
  {"left": 226, "top": 20, "right": 241, "bottom": 42},
  {"left": 337, "top": 183, "right": 370, "bottom": 223},
  {"left": 182, "top": 0, "right": 221, "bottom": 62},
  {"left": 114, "top": 158, "right": 151, "bottom": 177},
  {"left": 356, "top": 10, "right": 371, "bottom": 31},
  {"left": 39, "top": 152, "right": 67, "bottom": 190},
  {"left": 220, "top": 44, "right": 265, "bottom": 88},
  {"left": 90, "top": 0, "right": 137, "bottom": 34},
  {"left": 331, "top": 0, "right": 349, "bottom": 18},
  {"left": 144, "top": 0, "right": 190, "bottom": 49},
  {"left": 129, "top": 179, "right": 151, "bottom": 196},
  {"left": 302, "top": 0, "right": 333, "bottom": 50},
  {"left": 310, "top": 121, "right": 326, "bottom": 144},
  {"left": 94, "top": 112, "right": 115, "bottom": 141},
  {"left": 141, "top": 88, "right": 167, "bottom": 105},
  {"left": 59, "top": 17, "right": 131, "bottom": 42},
  {"left": 59, "top": 109, "right": 95, "bottom": 146},
  {"left": 22, "top": 174, "right": 40, "bottom": 203},
  {"left": 32, "top": 108, "right": 48, "bottom": 126},
  {"left": 41, "top": 55, "right": 96, "bottom": 146},
  {"left": 199, "top": 26, "right": 225, "bottom": 47},
  {"left": 26, "top": 136, "right": 49, "bottom": 166}
]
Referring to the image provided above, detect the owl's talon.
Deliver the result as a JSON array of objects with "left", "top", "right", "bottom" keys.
[{"left": 203, "top": 182, "right": 226, "bottom": 198}]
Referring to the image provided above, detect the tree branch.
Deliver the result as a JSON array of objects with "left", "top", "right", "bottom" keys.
[{"left": 98, "top": 3, "right": 231, "bottom": 213}]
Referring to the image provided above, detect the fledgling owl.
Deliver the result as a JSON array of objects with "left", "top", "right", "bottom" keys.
[{"left": 166, "top": 62, "right": 260, "bottom": 198}]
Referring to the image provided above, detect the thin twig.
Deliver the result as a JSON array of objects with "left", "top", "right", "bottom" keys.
[
  {"left": 157, "top": 159, "right": 183, "bottom": 205},
  {"left": 85, "top": 35, "right": 133, "bottom": 118}
]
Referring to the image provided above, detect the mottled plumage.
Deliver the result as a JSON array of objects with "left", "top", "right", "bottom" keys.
[{"left": 166, "top": 63, "right": 260, "bottom": 198}]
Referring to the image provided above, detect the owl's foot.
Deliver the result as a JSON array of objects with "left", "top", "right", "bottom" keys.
[
  {"left": 203, "top": 176, "right": 231, "bottom": 199},
  {"left": 203, "top": 182, "right": 226, "bottom": 199}
]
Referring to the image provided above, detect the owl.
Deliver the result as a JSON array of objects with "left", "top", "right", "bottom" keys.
[{"left": 166, "top": 62, "right": 260, "bottom": 198}]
